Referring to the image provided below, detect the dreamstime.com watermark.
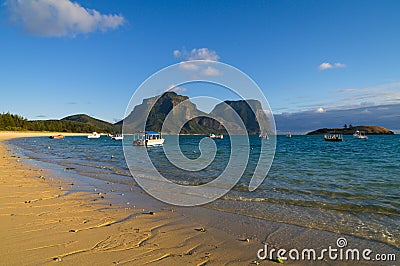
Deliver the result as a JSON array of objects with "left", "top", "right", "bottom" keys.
[{"left": 257, "top": 237, "right": 397, "bottom": 262}]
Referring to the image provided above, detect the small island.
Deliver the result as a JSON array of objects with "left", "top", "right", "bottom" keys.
[{"left": 307, "top": 125, "right": 394, "bottom": 135}]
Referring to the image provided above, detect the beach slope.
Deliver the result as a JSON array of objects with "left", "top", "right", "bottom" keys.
[{"left": 0, "top": 132, "right": 268, "bottom": 265}]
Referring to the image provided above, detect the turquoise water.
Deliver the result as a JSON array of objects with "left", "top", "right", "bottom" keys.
[{"left": 8, "top": 135, "right": 400, "bottom": 247}]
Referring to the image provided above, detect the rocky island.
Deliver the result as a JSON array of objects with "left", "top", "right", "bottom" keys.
[{"left": 307, "top": 125, "right": 394, "bottom": 135}]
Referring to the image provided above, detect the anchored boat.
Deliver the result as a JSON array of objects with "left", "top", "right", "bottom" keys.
[
  {"left": 209, "top": 133, "right": 223, "bottom": 139},
  {"left": 87, "top": 132, "right": 101, "bottom": 139},
  {"left": 111, "top": 134, "right": 123, "bottom": 140},
  {"left": 353, "top": 130, "right": 368, "bottom": 140},
  {"left": 133, "top": 131, "right": 164, "bottom": 147},
  {"left": 324, "top": 132, "right": 343, "bottom": 142},
  {"left": 49, "top": 134, "right": 64, "bottom": 139}
]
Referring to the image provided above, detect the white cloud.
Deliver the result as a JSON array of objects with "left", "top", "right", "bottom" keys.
[
  {"left": 287, "top": 82, "right": 400, "bottom": 113},
  {"left": 334, "top": 62, "right": 346, "bottom": 68},
  {"left": 318, "top": 62, "right": 346, "bottom": 71},
  {"left": 361, "top": 109, "right": 371, "bottom": 114},
  {"left": 173, "top": 50, "right": 181, "bottom": 58},
  {"left": 334, "top": 82, "right": 400, "bottom": 106},
  {"left": 336, "top": 82, "right": 400, "bottom": 93},
  {"left": 4, "top": 0, "right": 125, "bottom": 37},
  {"left": 178, "top": 62, "right": 200, "bottom": 71},
  {"left": 201, "top": 66, "right": 221, "bottom": 76},
  {"left": 174, "top": 49, "right": 222, "bottom": 77},
  {"left": 173, "top": 48, "right": 220, "bottom": 61},
  {"left": 318, "top": 62, "right": 333, "bottom": 70}
]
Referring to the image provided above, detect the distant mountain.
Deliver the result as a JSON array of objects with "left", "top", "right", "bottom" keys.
[
  {"left": 0, "top": 93, "right": 271, "bottom": 134},
  {"left": 0, "top": 112, "right": 118, "bottom": 133},
  {"left": 62, "top": 114, "right": 120, "bottom": 133},
  {"left": 144, "top": 92, "right": 217, "bottom": 134},
  {"left": 307, "top": 125, "right": 394, "bottom": 135},
  {"left": 122, "top": 92, "right": 268, "bottom": 134},
  {"left": 211, "top": 100, "right": 270, "bottom": 135},
  {"left": 122, "top": 92, "right": 219, "bottom": 134}
]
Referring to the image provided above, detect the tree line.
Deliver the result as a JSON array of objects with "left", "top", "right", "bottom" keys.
[{"left": 0, "top": 113, "right": 116, "bottom": 133}]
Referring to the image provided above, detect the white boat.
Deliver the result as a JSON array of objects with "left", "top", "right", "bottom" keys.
[
  {"left": 286, "top": 132, "right": 292, "bottom": 138},
  {"left": 133, "top": 131, "right": 164, "bottom": 147},
  {"left": 324, "top": 132, "right": 343, "bottom": 142},
  {"left": 353, "top": 130, "right": 368, "bottom": 139},
  {"left": 209, "top": 133, "right": 223, "bottom": 139},
  {"left": 111, "top": 134, "right": 123, "bottom": 140},
  {"left": 259, "top": 133, "right": 269, "bottom": 139},
  {"left": 87, "top": 132, "right": 101, "bottom": 139}
]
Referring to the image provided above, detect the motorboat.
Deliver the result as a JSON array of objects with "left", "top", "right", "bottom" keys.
[
  {"left": 259, "top": 134, "right": 269, "bottom": 140},
  {"left": 87, "top": 132, "right": 101, "bottom": 139},
  {"left": 133, "top": 131, "right": 164, "bottom": 147},
  {"left": 353, "top": 130, "right": 368, "bottom": 139},
  {"left": 286, "top": 132, "right": 292, "bottom": 138},
  {"left": 49, "top": 134, "right": 64, "bottom": 139},
  {"left": 111, "top": 134, "right": 123, "bottom": 140},
  {"left": 324, "top": 133, "right": 343, "bottom": 142},
  {"left": 209, "top": 133, "right": 223, "bottom": 139}
]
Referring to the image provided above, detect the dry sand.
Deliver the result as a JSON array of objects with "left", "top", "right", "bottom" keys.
[
  {"left": 0, "top": 132, "right": 271, "bottom": 265},
  {"left": 0, "top": 132, "right": 398, "bottom": 265}
]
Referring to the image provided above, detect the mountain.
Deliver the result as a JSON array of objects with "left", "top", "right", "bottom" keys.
[
  {"left": 210, "top": 100, "right": 271, "bottom": 135},
  {"left": 1, "top": 93, "right": 270, "bottom": 134},
  {"left": 0, "top": 112, "right": 118, "bottom": 133},
  {"left": 122, "top": 92, "right": 198, "bottom": 133},
  {"left": 307, "top": 125, "right": 394, "bottom": 135},
  {"left": 144, "top": 92, "right": 216, "bottom": 134},
  {"left": 122, "top": 92, "right": 224, "bottom": 134},
  {"left": 62, "top": 114, "right": 120, "bottom": 133},
  {"left": 121, "top": 92, "right": 268, "bottom": 134}
]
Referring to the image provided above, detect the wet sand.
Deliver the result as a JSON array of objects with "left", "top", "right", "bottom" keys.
[{"left": 0, "top": 132, "right": 398, "bottom": 265}]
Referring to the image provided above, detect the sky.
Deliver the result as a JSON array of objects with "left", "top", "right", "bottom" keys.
[{"left": 0, "top": 0, "right": 399, "bottom": 129}]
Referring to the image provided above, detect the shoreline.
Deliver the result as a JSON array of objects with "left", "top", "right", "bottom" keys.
[
  {"left": 1, "top": 132, "right": 398, "bottom": 265},
  {"left": 0, "top": 132, "right": 272, "bottom": 265}
]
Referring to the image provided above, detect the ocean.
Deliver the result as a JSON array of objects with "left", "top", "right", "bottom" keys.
[{"left": 7, "top": 134, "right": 399, "bottom": 247}]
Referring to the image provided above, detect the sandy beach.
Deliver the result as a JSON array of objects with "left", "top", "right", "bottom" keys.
[
  {"left": 0, "top": 132, "right": 273, "bottom": 265},
  {"left": 0, "top": 132, "right": 398, "bottom": 265},
  {"left": 2, "top": 0, "right": 399, "bottom": 264}
]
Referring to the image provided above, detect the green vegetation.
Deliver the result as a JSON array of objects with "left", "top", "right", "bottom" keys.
[
  {"left": 307, "top": 125, "right": 394, "bottom": 135},
  {"left": 1, "top": 92, "right": 269, "bottom": 135},
  {"left": 0, "top": 113, "right": 29, "bottom": 131},
  {"left": 62, "top": 114, "right": 120, "bottom": 133},
  {"left": 0, "top": 113, "right": 119, "bottom": 133}
]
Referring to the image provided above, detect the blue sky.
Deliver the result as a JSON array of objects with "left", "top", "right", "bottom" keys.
[{"left": 0, "top": 0, "right": 399, "bottom": 124}]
